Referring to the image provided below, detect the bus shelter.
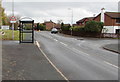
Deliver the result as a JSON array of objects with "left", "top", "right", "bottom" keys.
[{"left": 19, "top": 17, "right": 34, "bottom": 43}]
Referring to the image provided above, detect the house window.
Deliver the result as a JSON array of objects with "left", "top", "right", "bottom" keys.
[
  {"left": 116, "top": 29, "right": 120, "bottom": 34},
  {"left": 116, "top": 19, "right": 120, "bottom": 24}
]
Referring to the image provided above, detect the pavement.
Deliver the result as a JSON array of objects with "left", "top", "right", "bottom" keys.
[
  {"left": 2, "top": 41, "right": 65, "bottom": 80},
  {"left": 103, "top": 44, "right": 119, "bottom": 54}
]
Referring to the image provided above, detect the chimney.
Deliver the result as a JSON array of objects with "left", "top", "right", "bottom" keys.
[
  {"left": 101, "top": 8, "right": 105, "bottom": 23},
  {"left": 93, "top": 14, "right": 96, "bottom": 17}
]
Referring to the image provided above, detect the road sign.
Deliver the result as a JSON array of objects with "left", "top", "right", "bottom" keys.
[
  {"left": 10, "top": 16, "right": 16, "bottom": 23},
  {"left": 1, "top": 25, "right": 9, "bottom": 30}
]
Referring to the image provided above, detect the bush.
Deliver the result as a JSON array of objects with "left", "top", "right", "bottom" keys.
[
  {"left": 39, "top": 24, "right": 46, "bottom": 30},
  {"left": 84, "top": 21, "right": 104, "bottom": 33},
  {"left": 61, "top": 23, "right": 71, "bottom": 31},
  {"left": 35, "top": 23, "right": 46, "bottom": 31},
  {"left": 70, "top": 26, "right": 84, "bottom": 31}
]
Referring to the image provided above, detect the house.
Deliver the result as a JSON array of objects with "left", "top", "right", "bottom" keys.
[
  {"left": 93, "top": 8, "right": 120, "bottom": 34},
  {"left": 43, "top": 20, "right": 56, "bottom": 30},
  {"left": 76, "top": 17, "right": 94, "bottom": 26}
]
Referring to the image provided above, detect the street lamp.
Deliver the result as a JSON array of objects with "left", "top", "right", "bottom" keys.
[
  {"left": 68, "top": 8, "right": 73, "bottom": 26},
  {"left": 0, "top": 0, "right": 2, "bottom": 27},
  {"left": 12, "top": 0, "right": 14, "bottom": 40},
  {"left": 68, "top": 8, "right": 73, "bottom": 36}
]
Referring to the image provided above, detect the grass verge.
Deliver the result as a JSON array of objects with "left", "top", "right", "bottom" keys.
[{"left": 0, "top": 29, "right": 19, "bottom": 40}]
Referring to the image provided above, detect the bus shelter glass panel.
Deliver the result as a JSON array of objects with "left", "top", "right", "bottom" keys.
[{"left": 19, "top": 20, "right": 34, "bottom": 43}]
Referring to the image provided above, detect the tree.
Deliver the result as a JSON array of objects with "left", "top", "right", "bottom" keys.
[
  {"left": 36, "top": 23, "right": 40, "bottom": 30},
  {"left": 39, "top": 24, "right": 46, "bottom": 30},
  {"left": 1, "top": 7, "right": 9, "bottom": 25},
  {"left": 84, "top": 21, "right": 104, "bottom": 33}
]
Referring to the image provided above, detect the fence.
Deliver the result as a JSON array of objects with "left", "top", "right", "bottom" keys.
[{"left": 61, "top": 31, "right": 119, "bottom": 38}]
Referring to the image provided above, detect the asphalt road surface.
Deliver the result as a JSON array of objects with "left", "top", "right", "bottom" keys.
[{"left": 35, "top": 31, "right": 118, "bottom": 80}]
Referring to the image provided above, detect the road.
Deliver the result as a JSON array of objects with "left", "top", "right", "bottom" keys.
[{"left": 35, "top": 31, "right": 118, "bottom": 80}]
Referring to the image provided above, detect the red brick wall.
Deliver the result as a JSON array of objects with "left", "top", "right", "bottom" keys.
[
  {"left": 104, "top": 14, "right": 113, "bottom": 26},
  {"left": 94, "top": 14, "right": 100, "bottom": 22}
]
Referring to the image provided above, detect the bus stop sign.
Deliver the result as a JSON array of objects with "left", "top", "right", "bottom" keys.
[{"left": 10, "top": 16, "right": 16, "bottom": 23}]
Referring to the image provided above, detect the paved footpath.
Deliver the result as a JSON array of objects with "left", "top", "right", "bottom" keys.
[
  {"left": 103, "top": 44, "right": 119, "bottom": 54},
  {"left": 2, "top": 41, "right": 65, "bottom": 80}
]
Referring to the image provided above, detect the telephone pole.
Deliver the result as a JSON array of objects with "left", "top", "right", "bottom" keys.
[
  {"left": 0, "top": 0, "right": 2, "bottom": 27},
  {"left": 12, "top": 0, "right": 14, "bottom": 40}
]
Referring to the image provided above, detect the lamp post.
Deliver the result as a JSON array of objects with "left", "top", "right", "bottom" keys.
[
  {"left": 68, "top": 8, "right": 73, "bottom": 36},
  {"left": 0, "top": 0, "right": 2, "bottom": 27},
  {"left": 12, "top": 0, "right": 14, "bottom": 40}
]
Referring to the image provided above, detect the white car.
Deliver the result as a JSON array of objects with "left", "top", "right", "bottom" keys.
[{"left": 51, "top": 28, "right": 58, "bottom": 34}]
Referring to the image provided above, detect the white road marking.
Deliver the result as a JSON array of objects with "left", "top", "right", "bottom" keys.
[
  {"left": 35, "top": 41, "right": 69, "bottom": 81},
  {"left": 54, "top": 39, "right": 58, "bottom": 42},
  {"left": 72, "top": 48, "right": 90, "bottom": 56},
  {"left": 104, "top": 61, "right": 119, "bottom": 69},
  {"left": 36, "top": 41, "right": 40, "bottom": 48},
  {"left": 60, "top": 42, "right": 68, "bottom": 46}
]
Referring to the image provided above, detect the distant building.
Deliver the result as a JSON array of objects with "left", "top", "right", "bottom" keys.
[
  {"left": 43, "top": 20, "right": 56, "bottom": 30},
  {"left": 54, "top": 24, "right": 61, "bottom": 30}
]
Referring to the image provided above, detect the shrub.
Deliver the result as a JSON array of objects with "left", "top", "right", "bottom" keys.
[
  {"left": 39, "top": 24, "right": 46, "bottom": 30},
  {"left": 61, "top": 23, "right": 71, "bottom": 31},
  {"left": 35, "top": 23, "right": 46, "bottom": 30},
  {"left": 70, "top": 26, "right": 84, "bottom": 31},
  {"left": 84, "top": 21, "right": 104, "bottom": 33}
]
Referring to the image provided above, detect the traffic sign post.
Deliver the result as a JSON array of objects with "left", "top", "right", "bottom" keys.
[
  {"left": 10, "top": 16, "right": 16, "bottom": 23},
  {"left": 10, "top": 16, "right": 16, "bottom": 40}
]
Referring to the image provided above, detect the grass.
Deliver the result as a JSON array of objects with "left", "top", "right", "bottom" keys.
[{"left": 0, "top": 29, "right": 19, "bottom": 40}]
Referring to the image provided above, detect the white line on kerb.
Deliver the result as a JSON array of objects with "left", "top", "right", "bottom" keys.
[
  {"left": 35, "top": 41, "right": 69, "bottom": 82},
  {"left": 104, "top": 61, "right": 119, "bottom": 69},
  {"left": 60, "top": 42, "right": 68, "bottom": 46}
]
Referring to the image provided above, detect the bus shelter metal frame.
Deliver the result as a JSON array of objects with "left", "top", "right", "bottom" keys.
[{"left": 19, "top": 19, "right": 34, "bottom": 43}]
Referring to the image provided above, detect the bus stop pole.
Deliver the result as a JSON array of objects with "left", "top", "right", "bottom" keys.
[{"left": 12, "top": 23, "right": 14, "bottom": 40}]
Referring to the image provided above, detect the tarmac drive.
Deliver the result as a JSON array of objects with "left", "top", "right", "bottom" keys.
[{"left": 2, "top": 41, "right": 65, "bottom": 80}]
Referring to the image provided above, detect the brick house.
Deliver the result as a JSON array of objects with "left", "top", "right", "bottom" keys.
[
  {"left": 93, "top": 11, "right": 120, "bottom": 34},
  {"left": 76, "top": 17, "right": 94, "bottom": 26},
  {"left": 76, "top": 8, "right": 120, "bottom": 35},
  {"left": 44, "top": 20, "right": 56, "bottom": 30}
]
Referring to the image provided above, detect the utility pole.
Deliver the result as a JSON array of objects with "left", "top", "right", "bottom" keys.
[
  {"left": 12, "top": 0, "right": 14, "bottom": 40},
  {"left": 68, "top": 8, "right": 73, "bottom": 36},
  {"left": 0, "top": 0, "right": 2, "bottom": 27}
]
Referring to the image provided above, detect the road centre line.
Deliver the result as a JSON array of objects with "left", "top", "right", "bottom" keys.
[
  {"left": 60, "top": 42, "right": 68, "bottom": 46},
  {"left": 72, "top": 48, "right": 90, "bottom": 56},
  {"left": 104, "top": 61, "right": 119, "bottom": 69},
  {"left": 54, "top": 39, "right": 58, "bottom": 41},
  {"left": 35, "top": 41, "right": 69, "bottom": 81}
]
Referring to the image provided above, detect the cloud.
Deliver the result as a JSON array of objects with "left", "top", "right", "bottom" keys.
[
  {"left": 2, "top": 0, "right": 119, "bottom": 2},
  {"left": 2, "top": 2, "right": 118, "bottom": 23}
]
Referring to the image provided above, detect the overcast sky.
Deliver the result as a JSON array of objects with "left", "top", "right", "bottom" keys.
[{"left": 2, "top": 0, "right": 119, "bottom": 24}]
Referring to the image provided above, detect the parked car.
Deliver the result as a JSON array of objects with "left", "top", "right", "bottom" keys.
[{"left": 51, "top": 28, "right": 58, "bottom": 34}]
